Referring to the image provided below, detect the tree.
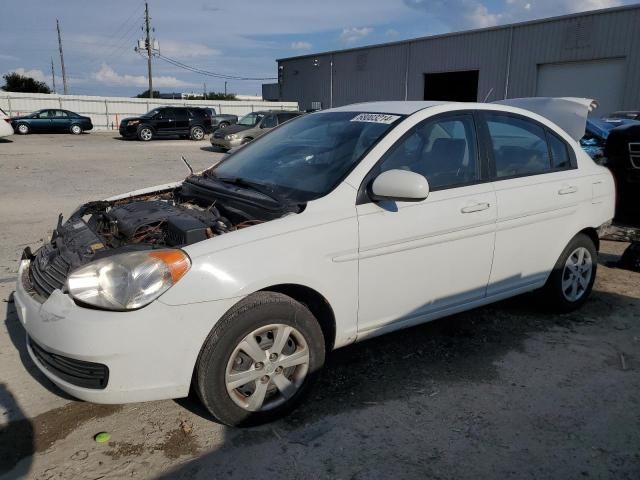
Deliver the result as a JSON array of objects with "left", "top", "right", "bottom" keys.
[
  {"left": 185, "top": 92, "right": 237, "bottom": 101},
  {"left": 1, "top": 72, "right": 51, "bottom": 93},
  {"left": 135, "top": 89, "right": 160, "bottom": 98}
]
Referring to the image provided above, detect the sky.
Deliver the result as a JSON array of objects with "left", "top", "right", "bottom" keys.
[{"left": 0, "top": 0, "right": 636, "bottom": 98}]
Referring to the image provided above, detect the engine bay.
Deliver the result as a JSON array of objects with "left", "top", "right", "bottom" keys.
[{"left": 25, "top": 174, "right": 299, "bottom": 298}]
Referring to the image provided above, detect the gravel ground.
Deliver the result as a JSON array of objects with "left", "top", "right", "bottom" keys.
[{"left": 0, "top": 133, "right": 639, "bottom": 479}]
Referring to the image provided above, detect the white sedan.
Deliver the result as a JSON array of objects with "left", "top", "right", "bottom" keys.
[
  {"left": 0, "top": 107, "right": 14, "bottom": 137},
  {"left": 15, "top": 99, "right": 615, "bottom": 426}
]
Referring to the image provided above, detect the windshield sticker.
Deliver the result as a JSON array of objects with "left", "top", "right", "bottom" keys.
[{"left": 350, "top": 113, "right": 400, "bottom": 124}]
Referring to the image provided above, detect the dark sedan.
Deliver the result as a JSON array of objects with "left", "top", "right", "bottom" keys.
[{"left": 11, "top": 109, "right": 93, "bottom": 135}]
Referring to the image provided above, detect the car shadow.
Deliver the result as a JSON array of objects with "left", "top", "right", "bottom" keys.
[
  {"left": 0, "top": 138, "right": 14, "bottom": 143},
  {"left": 0, "top": 383, "right": 34, "bottom": 477},
  {"left": 164, "top": 285, "right": 639, "bottom": 479}
]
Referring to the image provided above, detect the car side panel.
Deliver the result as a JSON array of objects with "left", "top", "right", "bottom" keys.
[{"left": 163, "top": 183, "right": 361, "bottom": 349}]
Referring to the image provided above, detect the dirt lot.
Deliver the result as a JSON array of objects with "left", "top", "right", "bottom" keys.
[{"left": 1, "top": 133, "right": 639, "bottom": 479}]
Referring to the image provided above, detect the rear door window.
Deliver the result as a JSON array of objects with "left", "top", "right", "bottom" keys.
[
  {"left": 261, "top": 114, "right": 277, "bottom": 128},
  {"left": 174, "top": 109, "right": 189, "bottom": 121},
  {"left": 547, "top": 131, "right": 572, "bottom": 169},
  {"left": 485, "top": 113, "right": 551, "bottom": 178}
]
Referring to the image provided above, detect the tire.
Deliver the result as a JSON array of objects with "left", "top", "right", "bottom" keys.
[
  {"left": 195, "top": 292, "right": 325, "bottom": 427},
  {"left": 541, "top": 233, "right": 597, "bottom": 312},
  {"left": 218, "top": 122, "right": 229, "bottom": 129},
  {"left": 70, "top": 124, "right": 82, "bottom": 135},
  {"left": 190, "top": 126, "right": 205, "bottom": 141},
  {"left": 137, "top": 126, "right": 153, "bottom": 142},
  {"left": 16, "top": 123, "right": 29, "bottom": 135}
]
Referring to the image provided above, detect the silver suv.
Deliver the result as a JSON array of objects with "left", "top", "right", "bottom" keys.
[{"left": 210, "top": 110, "right": 303, "bottom": 151}]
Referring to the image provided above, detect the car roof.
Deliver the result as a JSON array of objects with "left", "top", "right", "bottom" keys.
[{"left": 328, "top": 101, "right": 447, "bottom": 115}]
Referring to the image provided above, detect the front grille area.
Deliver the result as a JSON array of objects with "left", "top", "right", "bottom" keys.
[
  {"left": 29, "top": 337, "right": 109, "bottom": 389},
  {"left": 28, "top": 245, "right": 71, "bottom": 298},
  {"left": 629, "top": 143, "right": 640, "bottom": 169}
]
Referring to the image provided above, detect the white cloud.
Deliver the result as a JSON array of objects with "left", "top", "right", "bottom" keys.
[
  {"left": 340, "top": 27, "right": 373, "bottom": 45},
  {"left": 92, "top": 64, "right": 194, "bottom": 88},
  {"left": 158, "top": 40, "right": 221, "bottom": 59},
  {"left": 403, "top": 0, "right": 623, "bottom": 31},
  {"left": 290, "top": 41, "right": 312, "bottom": 50}
]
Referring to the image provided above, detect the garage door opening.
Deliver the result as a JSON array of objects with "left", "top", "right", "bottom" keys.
[{"left": 424, "top": 70, "right": 479, "bottom": 102}]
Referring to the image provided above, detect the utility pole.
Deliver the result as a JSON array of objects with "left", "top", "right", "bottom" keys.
[
  {"left": 144, "top": 1, "right": 153, "bottom": 98},
  {"left": 50, "top": 58, "right": 57, "bottom": 94},
  {"left": 56, "top": 19, "right": 68, "bottom": 95},
  {"left": 224, "top": 81, "right": 227, "bottom": 97},
  {"left": 203, "top": 82, "right": 207, "bottom": 99}
]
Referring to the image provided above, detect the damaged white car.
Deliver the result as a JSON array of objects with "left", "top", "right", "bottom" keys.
[{"left": 15, "top": 99, "right": 615, "bottom": 426}]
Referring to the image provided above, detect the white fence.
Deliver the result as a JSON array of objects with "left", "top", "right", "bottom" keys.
[{"left": 0, "top": 92, "right": 298, "bottom": 131}]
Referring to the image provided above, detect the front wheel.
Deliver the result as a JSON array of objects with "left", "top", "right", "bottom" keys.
[
  {"left": 195, "top": 292, "right": 325, "bottom": 427},
  {"left": 541, "top": 233, "right": 597, "bottom": 312},
  {"left": 190, "top": 126, "right": 205, "bottom": 141},
  {"left": 16, "top": 123, "right": 29, "bottom": 135},
  {"left": 70, "top": 124, "right": 82, "bottom": 135},
  {"left": 137, "top": 127, "right": 153, "bottom": 141}
]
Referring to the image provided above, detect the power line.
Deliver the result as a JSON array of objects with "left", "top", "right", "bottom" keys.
[{"left": 157, "top": 54, "right": 276, "bottom": 81}]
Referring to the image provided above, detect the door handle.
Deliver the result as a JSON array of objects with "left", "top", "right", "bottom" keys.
[
  {"left": 558, "top": 185, "right": 578, "bottom": 195},
  {"left": 461, "top": 202, "right": 491, "bottom": 213}
]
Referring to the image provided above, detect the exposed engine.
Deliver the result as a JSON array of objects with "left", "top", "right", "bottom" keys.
[{"left": 25, "top": 174, "right": 298, "bottom": 299}]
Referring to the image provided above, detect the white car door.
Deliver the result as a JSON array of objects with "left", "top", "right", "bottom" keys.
[
  {"left": 480, "top": 111, "right": 587, "bottom": 297},
  {"left": 355, "top": 113, "right": 497, "bottom": 337}
]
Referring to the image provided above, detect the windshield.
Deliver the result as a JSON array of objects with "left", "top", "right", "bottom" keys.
[
  {"left": 208, "top": 111, "right": 403, "bottom": 202},
  {"left": 143, "top": 108, "right": 161, "bottom": 118},
  {"left": 238, "top": 112, "right": 264, "bottom": 126}
]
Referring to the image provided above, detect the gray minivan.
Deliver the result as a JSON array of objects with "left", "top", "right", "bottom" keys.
[{"left": 210, "top": 110, "right": 303, "bottom": 151}]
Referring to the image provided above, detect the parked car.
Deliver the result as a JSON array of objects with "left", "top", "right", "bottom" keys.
[
  {"left": 15, "top": 99, "right": 614, "bottom": 427},
  {"left": 580, "top": 118, "right": 640, "bottom": 219},
  {"left": 204, "top": 108, "right": 238, "bottom": 130},
  {"left": 210, "top": 110, "right": 303, "bottom": 151},
  {"left": 10, "top": 109, "right": 93, "bottom": 135},
  {"left": 119, "top": 106, "right": 212, "bottom": 141},
  {"left": 0, "top": 108, "right": 14, "bottom": 138},
  {"left": 606, "top": 111, "right": 640, "bottom": 121}
]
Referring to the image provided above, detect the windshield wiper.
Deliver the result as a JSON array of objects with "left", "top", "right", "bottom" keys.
[{"left": 214, "top": 176, "right": 291, "bottom": 208}]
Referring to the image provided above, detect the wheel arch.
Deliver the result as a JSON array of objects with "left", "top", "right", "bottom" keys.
[
  {"left": 259, "top": 284, "right": 336, "bottom": 352},
  {"left": 578, "top": 227, "right": 600, "bottom": 252}
]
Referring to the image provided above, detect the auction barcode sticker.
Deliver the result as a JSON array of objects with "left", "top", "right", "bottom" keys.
[{"left": 350, "top": 113, "right": 400, "bottom": 124}]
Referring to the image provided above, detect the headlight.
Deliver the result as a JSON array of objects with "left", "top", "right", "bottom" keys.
[
  {"left": 66, "top": 250, "right": 191, "bottom": 310},
  {"left": 225, "top": 134, "right": 238, "bottom": 140},
  {"left": 126, "top": 120, "right": 140, "bottom": 126}
]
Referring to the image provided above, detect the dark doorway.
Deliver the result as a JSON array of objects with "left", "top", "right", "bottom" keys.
[{"left": 424, "top": 70, "right": 479, "bottom": 102}]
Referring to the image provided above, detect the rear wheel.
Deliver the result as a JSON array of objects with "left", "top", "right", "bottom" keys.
[
  {"left": 195, "top": 292, "right": 325, "bottom": 427},
  {"left": 137, "top": 127, "right": 153, "bottom": 141},
  {"left": 541, "top": 233, "right": 597, "bottom": 312},
  {"left": 218, "top": 121, "right": 229, "bottom": 129},
  {"left": 70, "top": 124, "right": 82, "bottom": 135},
  {"left": 190, "top": 126, "right": 205, "bottom": 141},
  {"left": 16, "top": 123, "right": 29, "bottom": 135}
]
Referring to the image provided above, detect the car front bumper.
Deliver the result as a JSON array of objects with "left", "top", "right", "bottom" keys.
[
  {"left": 210, "top": 136, "right": 242, "bottom": 150},
  {"left": 14, "top": 258, "right": 240, "bottom": 404}
]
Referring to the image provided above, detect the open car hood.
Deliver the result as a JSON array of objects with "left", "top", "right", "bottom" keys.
[{"left": 492, "top": 97, "right": 597, "bottom": 142}]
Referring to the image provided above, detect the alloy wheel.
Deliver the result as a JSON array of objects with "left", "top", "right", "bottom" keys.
[
  {"left": 140, "top": 128, "right": 152, "bottom": 141},
  {"left": 17, "top": 124, "right": 28, "bottom": 134},
  {"left": 192, "top": 127, "right": 204, "bottom": 140},
  {"left": 225, "top": 323, "right": 310, "bottom": 412},
  {"left": 562, "top": 246, "right": 593, "bottom": 302}
]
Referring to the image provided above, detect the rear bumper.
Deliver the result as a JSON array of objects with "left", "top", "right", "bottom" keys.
[{"left": 14, "top": 259, "right": 240, "bottom": 404}]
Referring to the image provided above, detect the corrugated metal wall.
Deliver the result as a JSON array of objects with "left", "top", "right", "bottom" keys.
[
  {"left": 0, "top": 92, "right": 299, "bottom": 130},
  {"left": 279, "top": 5, "right": 640, "bottom": 111}
]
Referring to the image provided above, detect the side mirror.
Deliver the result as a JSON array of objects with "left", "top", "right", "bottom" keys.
[{"left": 369, "top": 169, "right": 429, "bottom": 203}]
